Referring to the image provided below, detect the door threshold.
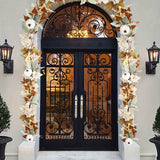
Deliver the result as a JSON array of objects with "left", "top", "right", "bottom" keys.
[{"left": 37, "top": 151, "right": 121, "bottom": 160}]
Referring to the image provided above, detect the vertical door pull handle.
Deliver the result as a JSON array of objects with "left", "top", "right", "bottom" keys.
[
  {"left": 75, "top": 95, "right": 78, "bottom": 118},
  {"left": 80, "top": 95, "right": 83, "bottom": 118}
]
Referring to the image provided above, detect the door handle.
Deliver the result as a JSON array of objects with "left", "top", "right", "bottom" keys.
[
  {"left": 80, "top": 95, "right": 83, "bottom": 119},
  {"left": 75, "top": 95, "right": 78, "bottom": 118}
]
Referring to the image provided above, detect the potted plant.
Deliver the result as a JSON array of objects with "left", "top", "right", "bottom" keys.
[
  {"left": 150, "top": 106, "right": 160, "bottom": 160},
  {"left": 0, "top": 94, "right": 12, "bottom": 160}
]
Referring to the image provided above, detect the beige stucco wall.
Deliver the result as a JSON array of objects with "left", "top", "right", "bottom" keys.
[{"left": 0, "top": 0, "right": 160, "bottom": 159}]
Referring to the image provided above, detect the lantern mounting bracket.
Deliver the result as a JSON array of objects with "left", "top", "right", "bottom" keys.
[
  {"left": 3, "top": 60, "right": 14, "bottom": 73},
  {"left": 146, "top": 62, "right": 156, "bottom": 74}
]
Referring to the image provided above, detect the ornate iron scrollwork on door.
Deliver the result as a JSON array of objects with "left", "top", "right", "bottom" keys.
[
  {"left": 43, "top": 3, "right": 116, "bottom": 38},
  {"left": 84, "top": 53, "right": 112, "bottom": 140},
  {"left": 46, "top": 53, "right": 74, "bottom": 140}
]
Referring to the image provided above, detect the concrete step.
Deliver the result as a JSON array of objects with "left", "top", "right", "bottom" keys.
[{"left": 37, "top": 151, "right": 121, "bottom": 160}]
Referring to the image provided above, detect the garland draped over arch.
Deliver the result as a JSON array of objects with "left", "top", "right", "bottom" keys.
[{"left": 20, "top": 0, "right": 140, "bottom": 144}]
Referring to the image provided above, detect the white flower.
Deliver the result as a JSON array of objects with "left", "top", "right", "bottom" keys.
[
  {"left": 113, "top": 0, "right": 120, "bottom": 4},
  {"left": 117, "top": 36, "right": 135, "bottom": 52},
  {"left": 96, "top": 0, "right": 109, "bottom": 4},
  {"left": 45, "top": 0, "right": 55, "bottom": 2},
  {"left": 128, "top": 37, "right": 135, "bottom": 52},
  {"left": 119, "top": 108, "right": 134, "bottom": 121},
  {"left": 26, "top": 134, "right": 34, "bottom": 142},
  {"left": 128, "top": 57, "right": 137, "bottom": 66},
  {"left": 30, "top": 54, "right": 40, "bottom": 62},
  {"left": 117, "top": 36, "right": 129, "bottom": 52},
  {"left": 129, "top": 85, "right": 137, "bottom": 95},
  {"left": 20, "top": 103, "right": 36, "bottom": 118},
  {"left": 119, "top": 93, "right": 127, "bottom": 101},
  {"left": 120, "top": 25, "right": 131, "bottom": 36},
  {"left": 24, "top": 69, "right": 32, "bottom": 79},
  {"left": 25, "top": 19, "right": 36, "bottom": 30},
  {"left": 32, "top": 82, "right": 39, "bottom": 92},
  {"left": 121, "top": 72, "right": 130, "bottom": 82},
  {"left": 32, "top": 71, "right": 42, "bottom": 79},
  {"left": 130, "top": 74, "right": 140, "bottom": 83},
  {"left": 20, "top": 33, "right": 33, "bottom": 49},
  {"left": 21, "top": 89, "right": 29, "bottom": 97},
  {"left": 125, "top": 138, "right": 133, "bottom": 145}
]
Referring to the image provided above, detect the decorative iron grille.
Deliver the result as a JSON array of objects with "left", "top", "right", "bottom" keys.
[
  {"left": 42, "top": 2, "right": 116, "bottom": 38},
  {"left": 84, "top": 53, "right": 112, "bottom": 140},
  {"left": 45, "top": 53, "right": 74, "bottom": 140}
]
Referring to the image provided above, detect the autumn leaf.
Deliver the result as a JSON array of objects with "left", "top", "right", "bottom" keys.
[
  {"left": 116, "top": 0, "right": 124, "bottom": 10},
  {"left": 41, "top": 7, "right": 47, "bottom": 13},
  {"left": 46, "top": 1, "right": 53, "bottom": 9},
  {"left": 24, "top": 16, "right": 30, "bottom": 21},
  {"left": 124, "top": 129, "right": 129, "bottom": 135},
  {"left": 118, "top": 118, "right": 125, "bottom": 125},
  {"left": 105, "top": 2, "right": 113, "bottom": 10},
  {"left": 25, "top": 126, "right": 30, "bottom": 131},
  {"left": 132, "top": 129, "right": 137, "bottom": 137},
  {"left": 29, "top": 13, "right": 34, "bottom": 17},
  {"left": 20, "top": 115, "right": 26, "bottom": 121},
  {"left": 24, "top": 85, "right": 30, "bottom": 90},
  {"left": 130, "top": 25, "right": 136, "bottom": 30},
  {"left": 32, "top": 7, "right": 38, "bottom": 15},
  {"left": 129, "top": 94, "right": 134, "bottom": 100},
  {"left": 125, "top": 119, "right": 133, "bottom": 126},
  {"left": 39, "top": 0, "right": 45, "bottom": 6},
  {"left": 122, "top": 138, "right": 126, "bottom": 142},
  {"left": 23, "top": 135, "right": 27, "bottom": 139},
  {"left": 115, "top": 16, "right": 122, "bottom": 22},
  {"left": 39, "top": 13, "right": 48, "bottom": 23}
]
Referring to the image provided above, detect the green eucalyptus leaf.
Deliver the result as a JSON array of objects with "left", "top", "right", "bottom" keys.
[
  {"left": 31, "top": 94, "right": 39, "bottom": 103},
  {"left": 130, "top": 64, "right": 136, "bottom": 74},
  {"left": 34, "top": 15, "right": 42, "bottom": 23},
  {"left": 31, "top": 61, "right": 38, "bottom": 71},
  {"left": 122, "top": 16, "right": 129, "bottom": 25},
  {"left": 80, "top": 0, "right": 86, "bottom": 5},
  {"left": 124, "top": 64, "right": 129, "bottom": 73},
  {"left": 22, "top": 21, "right": 30, "bottom": 33},
  {"left": 130, "top": 96, "right": 137, "bottom": 106},
  {"left": 26, "top": 61, "right": 31, "bottom": 69},
  {"left": 88, "top": 0, "right": 97, "bottom": 4},
  {"left": 31, "top": 102, "right": 39, "bottom": 106},
  {"left": 111, "top": 21, "right": 121, "bottom": 27}
]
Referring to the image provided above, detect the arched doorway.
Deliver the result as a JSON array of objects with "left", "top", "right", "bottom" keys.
[{"left": 40, "top": 2, "right": 118, "bottom": 150}]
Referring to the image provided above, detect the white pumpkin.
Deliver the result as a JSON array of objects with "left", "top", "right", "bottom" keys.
[
  {"left": 125, "top": 138, "right": 133, "bottom": 145},
  {"left": 24, "top": 69, "right": 32, "bottom": 78},
  {"left": 122, "top": 72, "right": 130, "bottom": 81},
  {"left": 25, "top": 19, "right": 36, "bottom": 30},
  {"left": 120, "top": 25, "right": 131, "bottom": 36}
]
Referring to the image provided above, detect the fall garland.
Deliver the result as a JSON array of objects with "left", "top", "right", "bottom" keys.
[{"left": 20, "top": 0, "right": 140, "bottom": 144}]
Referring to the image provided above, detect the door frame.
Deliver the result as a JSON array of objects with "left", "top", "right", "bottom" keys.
[{"left": 40, "top": 38, "right": 118, "bottom": 150}]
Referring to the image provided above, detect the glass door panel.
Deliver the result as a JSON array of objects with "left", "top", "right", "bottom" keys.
[
  {"left": 83, "top": 53, "right": 112, "bottom": 140},
  {"left": 45, "top": 52, "right": 74, "bottom": 140}
]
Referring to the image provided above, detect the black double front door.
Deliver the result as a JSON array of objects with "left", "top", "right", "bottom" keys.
[{"left": 40, "top": 38, "right": 118, "bottom": 150}]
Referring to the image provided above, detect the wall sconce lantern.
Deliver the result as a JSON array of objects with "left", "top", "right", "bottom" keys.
[
  {"left": 0, "top": 39, "right": 14, "bottom": 73},
  {"left": 146, "top": 41, "right": 160, "bottom": 74}
]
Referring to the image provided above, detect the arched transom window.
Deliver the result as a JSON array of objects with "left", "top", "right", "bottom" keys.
[{"left": 42, "top": 3, "right": 116, "bottom": 38}]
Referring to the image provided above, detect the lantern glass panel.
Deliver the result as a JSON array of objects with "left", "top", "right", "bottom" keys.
[
  {"left": 1, "top": 47, "right": 12, "bottom": 61},
  {"left": 148, "top": 50, "right": 159, "bottom": 63}
]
